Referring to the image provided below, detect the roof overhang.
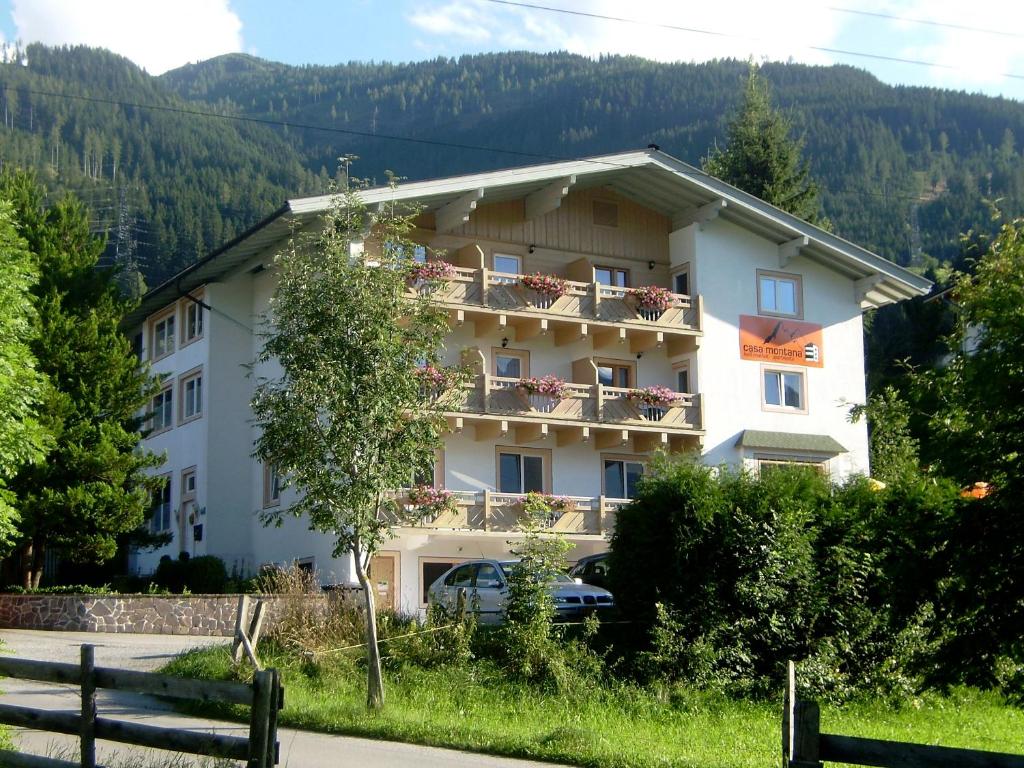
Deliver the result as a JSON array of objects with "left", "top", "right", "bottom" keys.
[
  {"left": 125, "top": 149, "right": 931, "bottom": 328},
  {"left": 736, "top": 429, "right": 847, "bottom": 455}
]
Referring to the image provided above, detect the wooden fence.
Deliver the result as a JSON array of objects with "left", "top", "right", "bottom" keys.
[
  {"left": 0, "top": 644, "right": 283, "bottom": 768},
  {"left": 783, "top": 661, "right": 1024, "bottom": 768}
]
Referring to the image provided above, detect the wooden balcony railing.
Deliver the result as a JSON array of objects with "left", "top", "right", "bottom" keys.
[
  {"left": 381, "top": 490, "right": 630, "bottom": 536},
  {"left": 446, "top": 375, "right": 703, "bottom": 433},
  {"left": 410, "top": 266, "right": 702, "bottom": 333}
]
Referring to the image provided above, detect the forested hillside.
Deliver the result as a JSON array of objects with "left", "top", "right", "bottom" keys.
[{"left": 2, "top": 44, "right": 1023, "bottom": 286}]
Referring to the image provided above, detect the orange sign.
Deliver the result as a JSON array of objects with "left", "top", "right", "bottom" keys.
[{"left": 739, "top": 315, "right": 824, "bottom": 368}]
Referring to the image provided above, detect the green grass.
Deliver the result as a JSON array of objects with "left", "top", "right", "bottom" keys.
[{"left": 162, "top": 644, "right": 1024, "bottom": 768}]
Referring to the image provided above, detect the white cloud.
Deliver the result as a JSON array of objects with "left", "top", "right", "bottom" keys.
[
  {"left": 11, "top": 0, "right": 244, "bottom": 74},
  {"left": 407, "top": 0, "right": 842, "bottom": 65},
  {"left": 882, "top": 0, "right": 1024, "bottom": 95}
]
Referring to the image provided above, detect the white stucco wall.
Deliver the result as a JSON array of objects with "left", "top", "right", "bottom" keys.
[{"left": 672, "top": 220, "right": 869, "bottom": 479}]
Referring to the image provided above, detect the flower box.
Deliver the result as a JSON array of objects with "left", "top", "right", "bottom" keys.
[
  {"left": 628, "top": 285, "right": 673, "bottom": 319},
  {"left": 407, "top": 485, "right": 457, "bottom": 522},
  {"left": 407, "top": 260, "right": 456, "bottom": 293},
  {"left": 516, "top": 375, "right": 569, "bottom": 411},
  {"left": 519, "top": 273, "right": 569, "bottom": 309},
  {"left": 626, "top": 386, "right": 679, "bottom": 420}
]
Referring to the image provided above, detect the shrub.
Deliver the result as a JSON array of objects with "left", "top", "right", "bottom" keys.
[
  {"left": 610, "top": 453, "right": 962, "bottom": 701},
  {"left": 153, "top": 553, "right": 229, "bottom": 594}
]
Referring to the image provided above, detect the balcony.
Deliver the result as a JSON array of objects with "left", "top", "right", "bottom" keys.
[
  {"left": 443, "top": 375, "right": 703, "bottom": 451},
  {"left": 412, "top": 265, "right": 702, "bottom": 355},
  {"left": 382, "top": 490, "right": 629, "bottom": 537}
]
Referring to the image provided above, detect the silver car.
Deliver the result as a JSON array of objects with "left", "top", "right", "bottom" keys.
[{"left": 427, "top": 558, "right": 614, "bottom": 624}]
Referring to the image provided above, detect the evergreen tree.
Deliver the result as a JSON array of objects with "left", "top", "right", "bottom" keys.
[
  {"left": 0, "top": 169, "right": 163, "bottom": 588},
  {"left": 703, "top": 67, "right": 822, "bottom": 223},
  {"left": 0, "top": 200, "right": 50, "bottom": 548}
]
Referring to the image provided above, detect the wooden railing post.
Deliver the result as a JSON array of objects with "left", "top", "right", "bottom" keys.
[
  {"left": 482, "top": 490, "right": 491, "bottom": 531},
  {"left": 479, "top": 268, "right": 490, "bottom": 306},
  {"left": 480, "top": 373, "right": 491, "bottom": 414},
  {"left": 81, "top": 644, "right": 97, "bottom": 768},
  {"left": 248, "top": 670, "right": 274, "bottom": 768},
  {"left": 591, "top": 281, "right": 602, "bottom": 317}
]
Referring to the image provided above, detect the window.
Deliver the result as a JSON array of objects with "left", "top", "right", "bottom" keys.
[
  {"left": 413, "top": 449, "right": 443, "bottom": 488},
  {"left": 150, "top": 476, "right": 171, "bottom": 533},
  {"left": 603, "top": 457, "right": 645, "bottom": 499},
  {"left": 763, "top": 368, "right": 805, "bottom": 411},
  {"left": 445, "top": 563, "right": 477, "bottom": 588},
  {"left": 151, "top": 312, "right": 175, "bottom": 359},
  {"left": 181, "top": 468, "right": 197, "bottom": 501},
  {"left": 594, "top": 266, "right": 629, "bottom": 288},
  {"left": 180, "top": 370, "right": 203, "bottom": 423},
  {"left": 150, "top": 386, "right": 173, "bottom": 433},
  {"left": 592, "top": 200, "right": 619, "bottom": 228},
  {"left": 672, "top": 264, "right": 691, "bottom": 296},
  {"left": 757, "top": 270, "right": 803, "bottom": 318},
  {"left": 475, "top": 563, "right": 504, "bottom": 589},
  {"left": 131, "top": 332, "right": 144, "bottom": 362},
  {"left": 182, "top": 297, "right": 204, "bottom": 343},
  {"left": 492, "top": 348, "right": 529, "bottom": 379},
  {"left": 496, "top": 447, "right": 549, "bottom": 494},
  {"left": 757, "top": 457, "right": 827, "bottom": 476},
  {"left": 493, "top": 253, "right": 521, "bottom": 276},
  {"left": 674, "top": 361, "right": 691, "bottom": 394},
  {"left": 421, "top": 558, "right": 464, "bottom": 605},
  {"left": 263, "top": 463, "right": 281, "bottom": 508},
  {"left": 596, "top": 359, "right": 634, "bottom": 388}
]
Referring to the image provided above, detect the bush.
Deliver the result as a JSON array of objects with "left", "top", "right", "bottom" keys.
[
  {"left": 152, "top": 553, "right": 229, "bottom": 594},
  {"left": 610, "top": 454, "right": 963, "bottom": 701}
]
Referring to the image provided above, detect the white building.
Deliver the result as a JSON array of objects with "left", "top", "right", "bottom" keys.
[{"left": 125, "top": 149, "right": 930, "bottom": 612}]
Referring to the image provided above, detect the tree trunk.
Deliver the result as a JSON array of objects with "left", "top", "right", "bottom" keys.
[
  {"left": 352, "top": 543, "right": 385, "bottom": 710},
  {"left": 21, "top": 539, "right": 44, "bottom": 589}
]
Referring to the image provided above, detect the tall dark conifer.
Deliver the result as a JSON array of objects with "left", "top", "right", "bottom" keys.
[
  {"left": 0, "top": 169, "right": 163, "bottom": 588},
  {"left": 703, "top": 67, "right": 823, "bottom": 224}
]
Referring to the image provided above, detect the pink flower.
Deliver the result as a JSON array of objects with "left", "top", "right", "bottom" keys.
[
  {"left": 626, "top": 385, "right": 680, "bottom": 407},
  {"left": 629, "top": 285, "right": 673, "bottom": 311},
  {"left": 520, "top": 272, "right": 569, "bottom": 298},
  {"left": 516, "top": 375, "right": 569, "bottom": 399},
  {"left": 407, "top": 260, "right": 456, "bottom": 282}
]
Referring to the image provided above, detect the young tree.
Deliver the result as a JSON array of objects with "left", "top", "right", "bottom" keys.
[
  {"left": 848, "top": 386, "right": 921, "bottom": 485},
  {"left": 0, "top": 200, "right": 50, "bottom": 548},
  {"left": 252, "top": 184, "right": 460, "bottom": 709},
  {"left": 0, "top": 169, "right": 163, "bottom": 587},
  {"left": 703, "top": 66, "right": 823, "bottom": 224}
]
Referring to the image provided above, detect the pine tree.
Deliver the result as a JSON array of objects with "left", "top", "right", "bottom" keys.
[
  {"left": 0, "top": 169, "right": 163, "bottom": 588},
  {"left": 703, "top": 67, "right": 823, "bottom": 224}
]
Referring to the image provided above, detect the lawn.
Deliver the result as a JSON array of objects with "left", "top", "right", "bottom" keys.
[{"left": 162, "top": 644, "right": 1024, "bottom": 768}]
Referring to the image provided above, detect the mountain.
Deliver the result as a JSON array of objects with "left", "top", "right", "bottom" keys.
[{"left": 2, "top": 45, "right": 1023, "bottom": 288}]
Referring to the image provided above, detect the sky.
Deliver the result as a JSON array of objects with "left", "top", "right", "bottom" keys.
[{"left": 0, "top": 0, "right": 1022, "bottom": 101}]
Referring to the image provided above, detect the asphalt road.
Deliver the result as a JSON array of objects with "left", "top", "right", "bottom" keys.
[{"left": 1, "top": 628, "right": 566, "bottom": 768}]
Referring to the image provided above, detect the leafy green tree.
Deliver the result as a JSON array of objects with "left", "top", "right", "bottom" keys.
[
  {"left": 252, "top": 184, "right": 460, "bottom": 710},
  {"left": 703, "top": 67, "right": 823, "bottom": 224},
  {"left": 921, "top": 217, "right": 1024, "bottom": 488},
  {"left": 848, "top": 386, "right": 921, "bottom": 485},
  {"left": 0, "top": 169, "right": 163, "bottom": 588},
  {"left": 0, "top": 200, "right": 50, "bottom": 547}
]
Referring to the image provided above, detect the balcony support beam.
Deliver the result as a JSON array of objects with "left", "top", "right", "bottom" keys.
[
  {"left": 666, "top": 335, "right": 697, "bottom": 357},
  {"left": 630, "top": 330, "right": 664, "bottom": 354},
  {"left": 515, "top": 423, "right": 549, "bottom": 444},
  {"left": 592, "top": 327, "right": 626, "bottom": 349},
  {"left": 436, "top": 188, "right": 485, "bottom": 232},
  {"left": 557, "top": 426, "right": 590, "bottom": 447},
  {"left": 672, "top": 198, "right": 726, "bottom": 231},
  {"left": 447, "top": 416, "right": 465, "bottom": 434},
  {"left": 474, "top": 313, "right": 507, "bottom": 338},
  {"left": 634, "top": 431, "right": 668, "bottom": 453},
  {"left": 475, "top": 419, "right": 508, "bottom": 442},
  {"left": 525, "top": 175, "right": 576, "bottom": 220},
  {"left": 450, "top": 308, "right": 466, "bottom": 327},
  {"left": 778, "top": 236, "right": 809, "bottom": 268},
  {"left": 855, "top": 275, "right": 884, "bottom": 305},
  {"left": 554, "top": 322, "right": 588, "bottom": 347},
  {"left": 595, "top": 429, "right": 629, "bottom": 450}
]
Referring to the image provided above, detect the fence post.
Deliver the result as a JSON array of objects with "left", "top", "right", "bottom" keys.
[
  {"left": 783, "top": 660, "right": 823, "bottom": 768},
  {"left": 80, "top": 644, "right": 97, "bottom": 768},
  {"left": 232, "top": 594, "right": 251, "bottom": 664},
  {"left": 264, "top": 668, "right": 282, "bottom": 766},
  {"left": 248, "top": 669, "right": 273, "bottom": 768}
]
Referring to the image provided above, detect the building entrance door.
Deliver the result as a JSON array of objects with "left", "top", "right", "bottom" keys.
[{"left": 368, "top": 553, "right": 399, "bottom": 612}]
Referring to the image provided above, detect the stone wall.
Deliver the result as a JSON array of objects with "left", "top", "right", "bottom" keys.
[{"left": 0, "top": 591, "right": 359, "bottom": 637}]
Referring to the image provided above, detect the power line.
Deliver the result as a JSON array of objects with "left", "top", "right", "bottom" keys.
[
  {"left": 478, "top": 0, "right": 1024, "bottom": 82},
  {"left": 828, "top": 6, "right": 1024, "bottom": 40}
]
